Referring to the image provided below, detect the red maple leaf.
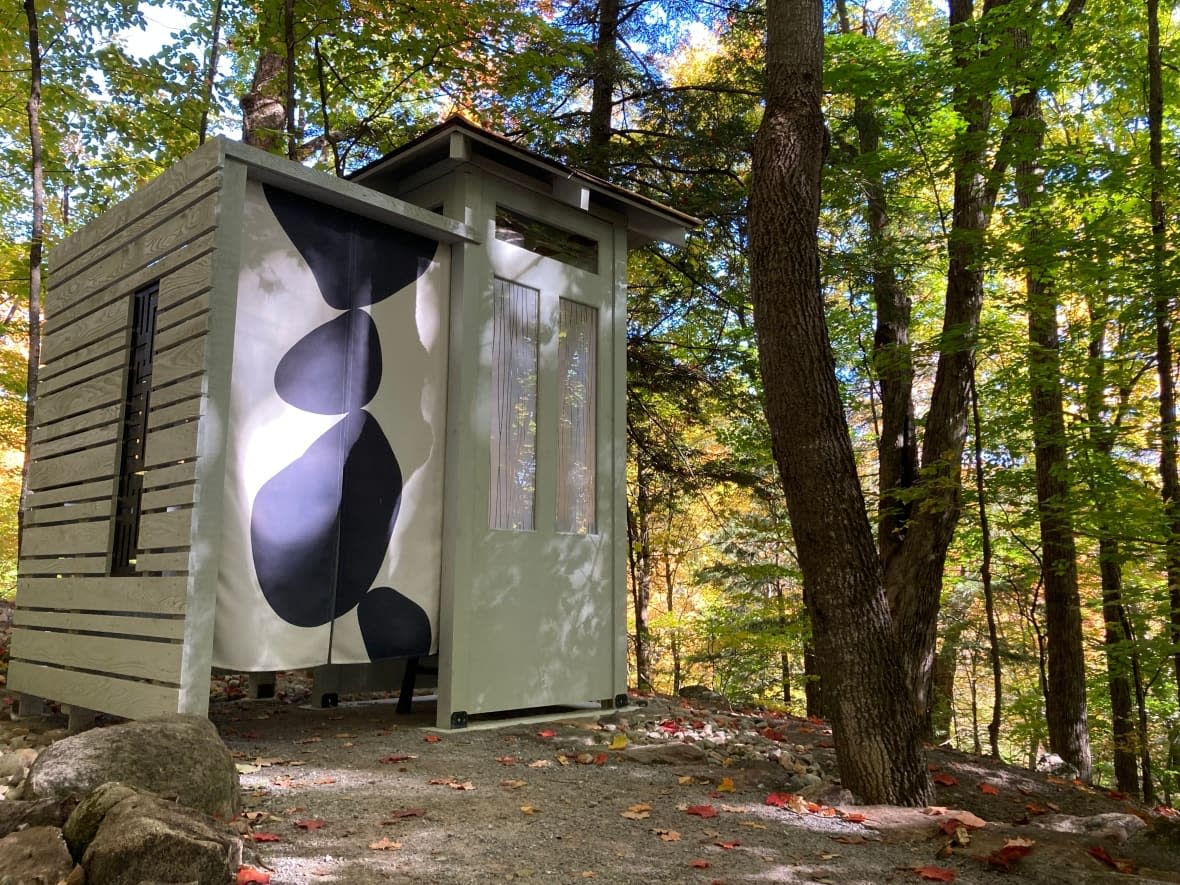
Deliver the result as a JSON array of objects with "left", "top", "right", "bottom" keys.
[
  {"left": 932, "top": 773, "right": 958, "bottom": 786},
  {"left": 913, "top": 865, "right": 957, "bottom": 882},
  {"left": 978, "top": 782, "right": 1000, "bottom": 795},
  {"left": 424, "top": 734, "right": 442, "bottom": 743},
  {"left": 765, "top": 792, "right": 792, "bottom": 807},
  {"left": 537, "top": 729, "right": 557, "bottom": 738},
  {"left": 689, "top": 859, "right": 710, "bottom": 869},
  {"left": 249, "top": 832, "right": 281, "bottom": 842},
  {"left": 685, "top": 804, "right": 718, "bottom": 818},
  {"left": 984, "top": 840, "right": 1034, "bottom": 870},
  {"left": 1087, "top": 845, "right": 1135, "bottom": 874},
  {"left": 715, "top": 840, "right": 741, "bottom": 849},
  {"left": 842, "top": 812, "right": 867, "bottom": 823},
  {"left": 294, "top": 818, "right": 325, "bottom": 830},
  {"left": 236, "top": 868, "right": 271, "bottom": 884}
]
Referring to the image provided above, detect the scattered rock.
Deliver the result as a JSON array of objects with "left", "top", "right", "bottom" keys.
[
  {"left": 0, "top": 825, "right": 75, "bottom": 885},
  {"left": 64, "top": 782, "right": 141, "bottom": 861},
  {"left": 0, "top": 796, "right": 78, "bottom": 840},
  {"left": 0, "top": 747, "right": 38, "bottom": 784},
  {"left": 1032, "top": 812, "right": 1147, "bottom": 843},
  {"left": 678, "top": 685, "right": 729, "bottom": 706},
  {"left": 622, "top": 742, "right": 708, "bottom": 765},
  {"left": 82, "top": 791, "right": 244, "bottom": 885},
  {"left": 1036, "top": 752, "right": 1081, "bottom": 781},
  {"left": 21, "top": 715, "right": 239, "bottom": 818}
]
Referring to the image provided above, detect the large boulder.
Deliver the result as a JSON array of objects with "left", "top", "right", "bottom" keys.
[
  {"left": 0, "top": 826, "right": 75, "bottom": 885},
  {"left": 22, "top": 715, "right": 239, "bottom": 818},
  {"left": 63, "top": 781, "right": 140, "bottom": 861},
  {"left": 81, "top": 791, "right": 243, "bottom": 885}
]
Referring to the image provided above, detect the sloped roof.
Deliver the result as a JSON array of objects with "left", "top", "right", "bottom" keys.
[{"left": 349, "top": 116, "right": 700, "bottom": 247}]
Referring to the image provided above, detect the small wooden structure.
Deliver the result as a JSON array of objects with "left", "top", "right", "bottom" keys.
[{"left": 11, "top": 119, "right": 695, "bottom": 728}]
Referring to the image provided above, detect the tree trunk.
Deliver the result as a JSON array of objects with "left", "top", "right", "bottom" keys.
[
  {"left": 198, "top": 0, "right": 223, "bottom": 144},
  {"left": 586, "top": 0, "right": 621, "bottom": 176},
  {"left": 803, "top": 641, "right": 823, "bottom": 719},
  {"left": 1097, "top": 534, "right": 1142, "bottom": 797},
  {"left": 1012, "top": 62, "right": 1091, "bottom": 780},
  {"left": 1147, "top": 0, "right": 1180, "bottom": 730},
  {"left": 929, "top": 622, "right": 964, "bottom": 745},
  {"left": 750, "top": 0, "right": 930, "bottom": 806},
  {"left": 241, "top": 0, "right": 288, "bottom": 152},
  {"left": 970, "top": 372, "right": 1002, "bottom": 757},
  {"left": 20, "top": 0, "right": 44, "bottom": 559},
  {"left": 626, "top": 465, "right": 653, "bottom": 691}
]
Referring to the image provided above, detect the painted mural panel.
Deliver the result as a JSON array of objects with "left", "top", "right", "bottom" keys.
[{"left": 213, "top": 180, "right": 449, "bottom": 671}]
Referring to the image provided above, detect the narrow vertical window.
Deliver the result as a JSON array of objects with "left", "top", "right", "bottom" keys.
[
  {"left": 111, "top": 281, "right": 159, "bottom": 575},
  {"left": 557, "top": 299, "right": 597, "bottom": 534},
  {"left": 489, "top": 278, "right": 539, "bottom": 531}
]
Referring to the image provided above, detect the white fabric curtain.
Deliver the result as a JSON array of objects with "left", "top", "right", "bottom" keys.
[
  {"left": 557, "top": 298, "right": 597, "bottom": 534},
  {"left": 489, "top": 278, "right": 539, "bottom": 530}
]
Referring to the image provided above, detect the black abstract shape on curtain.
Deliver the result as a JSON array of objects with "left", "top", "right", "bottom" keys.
[{"left": 250, "top": 184, "right": 436, "bottom": 658}]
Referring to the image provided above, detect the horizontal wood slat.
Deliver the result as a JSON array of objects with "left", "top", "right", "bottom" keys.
[
  {"left": 7, "top": 661, "right": 181, "bottom": 720},
  {"left": 14, "top": 609, "right": 186, "bottom": 640},
  {"left": 18, "top": 556, "right": 108, "bottom": 576},
  {"left": 10, "top": 628, "right": 182, "bottom": 683},
  {"left": 144, "top": 422, "right": 199, "bottom": 468},
  {"left": 33, "top": 372, "right": 124, "bottom": 426},
  {"left": 147, "top": 398, "right": 203, "bottom": 433},
  {"left": 50, "top": 143, "right": 221, "bottom": 272},
  {"left": 16, "top": 576, "right": 188, "bottom": 613},
  {"left": 38, "top": 350, "right": 125, "bottom": 400},
  {"left": 140, "top": 483, "right": 197, "bottom": 511},
  {"left": 24, "top": 500, "right": 111, "bottom": 527},
  {"left": 28, "top": 443, "right": 119, "bottom": 492},
  {"left": 142, "top": 460, "right": 197, "bottom": 491},
  {"left": 31, "top": 420, "right": 120, "bottom": 461},
  {"left": 32, "top": 405, "right": 123, "bottom": 449},
  {"left": 22, "top": 521, "right": 111, "bottom": 558},
  {"left": 133, "top": 552, "right": 191, "bottom": 573},
  {"left": 137, "top": 509, "right": 194, "bottom": 551}
]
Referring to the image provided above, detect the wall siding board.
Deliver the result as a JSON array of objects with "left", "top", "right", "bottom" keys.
[
  {"left": 141, "top": 483, "right": 197, "bottom": 511},
  {"left": 24, "top": 500, "right": 110, "bottom": 526},
  {"left": 38, "top": 351, "right": 126, "bottom": 400},
  {"left": 22, "top": 521, "right": 111, "bottom": 558},
  {"left": 6, "top": 661, "right": 181, "bottom": 719},
  {"left": 19, "top": 556, "right": 108, "bottom": 575},
  {"left": 14, "top": 610, "right": 186, "bottom": 640},
  {"left": 149, "top": 335, "right": 208, "bottom": 390},
  {"left": 23, "top": 478, "right": 115, "bottom": 509},
  {"left": 33, "top": 373, "right": 125, "bottom": 426},
  {"left": 134, "top": 552, "right": 192, "bottom": 573},
  {"left": 31, "top": 421, "right": 120, "bottom": 460},
  {"left": 142, "top": 460, "right": 198, "bottom": 490},
  {"left": 10, "top": 628, "right": 181, "bottom": 682},
  {"left": 28, "top": 443, "right": 119, "bottom": 492},
  {"left": 154, "top": 309, "right": 210, "bottom": 353},
  {"left": 143, "top": 422, "right": 199, "bottom": 467},
  {"left": 32, "top": 405, "right": 123, "bottom": 448},
  {"left": 16, "top": 576, "right": 188, "bottom": 612},
  {"left": 137, "top": 509, "right": 194, "bottom": 552},
  {"left": 147, "top": 399, "right": 202, "bottom": 432},
  {"left": 38, "top": 330, "right": 125, "bottom": 385}
]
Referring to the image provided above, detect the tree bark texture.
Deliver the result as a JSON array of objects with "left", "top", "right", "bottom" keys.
[
  {"left": 20, "top": 0, "right": 44, "bottom": 559},
  {"left": 626, "top": 465, "right": 653, "bottom": 691},
  {"left": 970, "top": 373, "right": 1002, "bottom": 757},
  {"left": 750, "top": 0, "right": 930, "bottom": 806},
  {"left": 586, "top": 0, "right": 621, "bottom": 176},
  {"left": 241, "top": 0, "right": 288, "bottom": 152},
  {"left": 1098, "top": 535, "right": 1142, "bottom": 796},
  {"left": 1012, "top": 55, "right": 1091, "bottom": 780}
]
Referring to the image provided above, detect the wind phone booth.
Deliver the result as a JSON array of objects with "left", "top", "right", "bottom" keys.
[{"left": 10, "top": 117, "right": 695, "bottom": 729}]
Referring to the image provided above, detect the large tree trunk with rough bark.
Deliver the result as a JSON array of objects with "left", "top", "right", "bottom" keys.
[
  {"left": 750, "top": 0, "right": 930, "bottom": 806},
  {"left": 241, "top": 0, "right": 289, "bottom": 152}
]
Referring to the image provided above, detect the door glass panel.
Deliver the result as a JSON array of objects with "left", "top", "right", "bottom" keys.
[
  {"left": 557, "top": 298, "right": 597, "bottom": 534},
  {"left": 489, "top": 278, "right": 539, "bottom": 531}
]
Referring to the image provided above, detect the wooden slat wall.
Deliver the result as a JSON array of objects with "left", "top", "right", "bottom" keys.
[{"left": 12, "top": 141, "right": 225, "bottom": 719}]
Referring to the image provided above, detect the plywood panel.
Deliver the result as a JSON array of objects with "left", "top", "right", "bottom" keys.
[
  {"left": 28, "top": 443, "right": 118, "bottom": 491},
  {"left": 10, "top": 628, "right": 182, "bottom": 682},
  {"left": 146, "top": 397, "right": 202, "bottom": 433},
  {"left": 134, "top": 551, "right": 191, "bottom": 573},
  {"left": 32, "top": 420, "right": 120, "bottom": 460},
  {"left": 38, "top": 350, "right": 126, "bottom": 400},
  {"left": 143, "top": 422, "right": 199, "bottom": 467},
  {"left": 137, "top": 509, "right": 193, "bottom": 551},
  {"left": 34, "top": 372, "right": 124, "bottom": 425},
  {"left": 141, "top": 483, "right": 196, "bottom": 511},
  {"left": 32, "top": 405, "right": 123, "bottom": 448},
  {"left": 16, "top": 575, "right": 188, "bottom": 613},
  {"left": 14, "top": 609, "right": 186, "bottom": 640},
  {"left": 142, "top": 460, "right": 197, "bottom": 491},
  {"left": 6, "top": 661, "right": 181, "bottom": 719},
  {"left": 51, "top": 143, "right": 221, "bottom": 272},
  {"left": 22, "top": 521, "right": 111, "bottom": 558},
  {"left": 53, "top": 200, "right": 218, "bottom": 323},
  {"left": 24, "top": 500, "right": 110, "bottom": 526},
  {"left": 23, "top": 478, "right": 115, "bottom": 509}
]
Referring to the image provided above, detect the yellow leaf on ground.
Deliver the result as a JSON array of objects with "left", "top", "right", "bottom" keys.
[
  {"left": 368, "top": 838, "right": 402, "bottom": 851},
  {"left": 609, "top": 734, "right": 628, "bottom": 750}
]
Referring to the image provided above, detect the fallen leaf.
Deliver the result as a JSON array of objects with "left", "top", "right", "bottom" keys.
[
  {"left": 528, "top": 759, "right": 551, "bottom": 769},
  {"left": 739, "top": 820, "right": 768, "bottom": 830},
  {"left": 913, "top": 865, "right": 957, "bottom": 882},
  {"left": 537, "top": 729, "right": 557, "bottom": 738},
  {"left": 520, "top": 805, "right": 540, "bottom": 815},
  {"left": 689, "top": 859, "right": 710, "bottom": 869},
  {"left": 653, "top": 828, "right": 681, "bottom": 841},
  {"left": 715, "top": 840, "right": 741, "bottom": 849},
  {"left": 984, "top": 838, "right": 1035, "bottom": 870},
  {"left": 236, "top": 764, "right": 262, "bottom": 774},
  {"left": 556, "top": 754, "right": 571, "bottom": 766},
  {"left": 593, "top": 752, "right": 609, "bottom": 766},
  {"left": 766, "top": 792, "right": 807, "bottom": 813},
  {"left": 294, "top": 819, "right": 325, "bottom": 830},
  {"left": 609, "top": 734, "right": 629, "bottom": 750},
  {"left": 831, "top": 835, "right": 866, "bottom": 844},
  {"left": 501, "top": 779, "right": 528, "bottom": 790},
  {"left": 313, "top": 777, "right": 336, "bottom": 785},
  {"left": 379, "top": 754, "right": 416, "bottom": 764},
  {"left": 842, "top": 812, "right": 867, "bottom": 823},
  {"left": 947, "top": 811, "right": 987, "bottom": 829},
  {"left": 496, "top": 756, "right": 519, "bottom": 765},
  {"left": 1087, "top": 845, "right": 1135, "bottom": 874},
  {"left": 685, "top": 804, "right": 718, "bottom": 818},
  {"left": 621, "top": 803, "right": 652, "bottom": 820},
  {"left": 1025, "top": 802, "right": 1050, "bottom": 814},
  {"left": 678, "top": 775, "right": 694, "bottom": 786},
  {"left": 424, "top": 735, "right": 441, "bottom": 743},
  {"left": 923, "top": 806, "right": 949, "bottom": 816},
  {"left": 249, "top": 832, "right": 281, "bottom": 843},
  {"left": 428, "top": 777, "right": 457, "bottom": 786},
  {"left": 932, "top": 773, "right": 958, "bottom": 786},
  {"left": 236, "top": 867, "right": 271, "bottom": 885},
  {"left": 296, "top": 736, "right": 322, "bottom": 744},
  {"left": 581, "top": 873, "right": 597, "bottom": 878},
  {"left": 977, "top": 782, "right": 1000, "bottom": 795},
  {"left": 368, "top": 837, "right": 402, "bottom": 851},
  {"left": 448, "top": 781, "right": 475, "bottom": 791},
  {"left": 717, "top": 777, "right": 736, "bottom": 793},
  {"left": 575, "top": 753, "right": 596, "bottom": 765},
  {"left": 383, "top": 808, "right": 426, "bottom": 821}
]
